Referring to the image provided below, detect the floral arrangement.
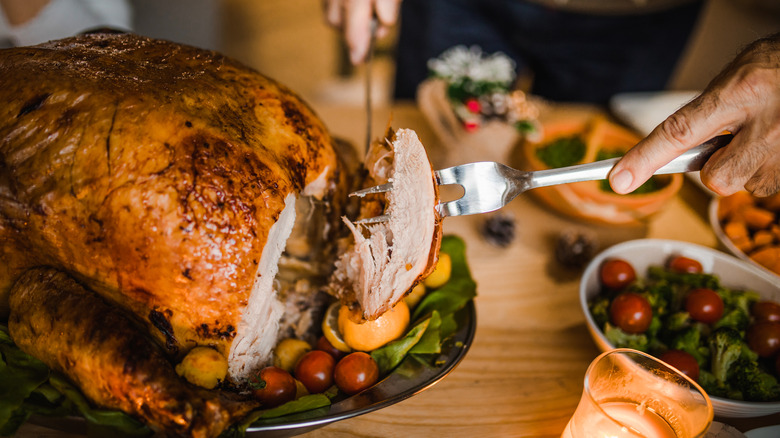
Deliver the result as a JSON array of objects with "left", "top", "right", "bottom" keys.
[{"left": 427, "top": 45, "right": 539, "bottom": 134}]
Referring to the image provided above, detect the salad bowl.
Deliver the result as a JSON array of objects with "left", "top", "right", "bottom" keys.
[{"left": 580, "top": 238, "right": 780, "bottom": 417}]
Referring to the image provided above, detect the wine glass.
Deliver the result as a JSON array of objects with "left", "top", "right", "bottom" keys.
[{"left": 563, "top": 348, "right": 713, "bottom": 438}]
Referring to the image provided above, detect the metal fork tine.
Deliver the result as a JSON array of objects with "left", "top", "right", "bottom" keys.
[
  {"left": 434, "top": 167, "right": 461, "bottom": 186},
  {"left": 350, "top": 182, "right": 393, "bottom": 197},
  {"left": 355, "top": 214, "right": 391, "bottom": 225},
  {"left": 346, "top": 134, "right": 731, "bottom": 221}
]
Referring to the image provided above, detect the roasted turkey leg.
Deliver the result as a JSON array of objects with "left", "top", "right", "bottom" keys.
[{"left": 8, "top": 267, "right": 257, "bottom": 438}]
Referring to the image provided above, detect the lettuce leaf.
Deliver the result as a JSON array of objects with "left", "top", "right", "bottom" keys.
[
  {"left": 48, "top": 375, "right": 150, "bottom": 436},
  {"left": 412, "top": 236, "right": 477, "bottom": 322},
  {"left": 372, "top": 235, "right": 477, "bottom": 375},
  {"left": 371, "top": 316, "right": 432, "bottom": 375},
  {"left": 0, "top": 325, "right": 50, "bottom": 436}
]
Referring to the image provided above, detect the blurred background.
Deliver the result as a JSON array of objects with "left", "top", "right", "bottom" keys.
[
  {"left": 130, "top": 0, "right": 779, "bottom": 110},
  {"left": 2, "top": 0, "right": 779, "bottom": 114}
]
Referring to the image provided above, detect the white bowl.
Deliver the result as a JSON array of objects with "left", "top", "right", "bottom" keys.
[
  {"left": 708, "top": 197, "right": 780, "bottom": 280},
  {"left": 580, "top": 238, "right": 780, "bottom": 418}
]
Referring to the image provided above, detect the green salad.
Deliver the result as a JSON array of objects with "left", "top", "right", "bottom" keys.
[
  {"left": 0, "top": 235, "right": 476, "bottom": 437},
  {"left": 589, "top": 255, "right": 780, "bottom": 402}
]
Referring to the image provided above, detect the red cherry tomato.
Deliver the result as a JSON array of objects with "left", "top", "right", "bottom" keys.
[
  {"left": 685, "top": 288, "right": 724, "bottom": 324},
  {"left": 659, "top": 349, "right": 700, "bottom": 382},
  {"left": 668, "top": 255, "right": 703, "bottom": 274},
  {"left": 316, "top": 335, "right": 346, "bottom": 361},
  {"left": 747, "top": 321, "right": 780, "bottom": 358},
  {"left": 250, "top": 366, "right": 296, "bottom": 407},
  {"left": 609, "top": 292, "right": 653, "bottom": 334},
  {"left": 752, "top": 301, "right": 780, "bottom": 323},
  {"left": 294, "top": 350, "right": 335, "bottom": 393},
  {"left": 334, "top": 352, "right": 380, "bottom": 395},
  {"left": 600, "top": 259, "right": 636, "bottom": 290}
]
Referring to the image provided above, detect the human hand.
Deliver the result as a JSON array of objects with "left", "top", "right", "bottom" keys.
[
  {"left": 609, "top": 33, "right": 780, "bottom": 197},
  {"left": 0, "top": 0, "right": 50, "bottom": 26},
  {"left": 323, "top": 0, "right": 401, "bottom": 64}
]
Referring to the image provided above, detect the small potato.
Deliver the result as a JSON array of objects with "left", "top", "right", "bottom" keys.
[
  {"left": 175, "top": 346, "right": 228, "bottom": 389},
  {"left": 273, "top": 338, "right": 311, "bottom": 373},
  {"left": 424, "top": 253, "right": 452, "bottom": 289},
  {"left": 404, "top": 283, "right": 426, "bottom": 309}
]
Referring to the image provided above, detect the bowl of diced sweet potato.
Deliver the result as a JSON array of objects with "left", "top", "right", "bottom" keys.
[{"left": 710, "top": 191, "right": 780, "bottom": 278}]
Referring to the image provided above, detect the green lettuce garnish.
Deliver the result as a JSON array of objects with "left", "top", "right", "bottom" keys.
[{"left": 0, "top": 325, "right": 50, "bottom": 435}]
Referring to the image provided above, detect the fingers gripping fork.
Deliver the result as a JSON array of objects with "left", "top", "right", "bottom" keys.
[{"left": 349, "top": 134, "right": 733, "bottom": 224}]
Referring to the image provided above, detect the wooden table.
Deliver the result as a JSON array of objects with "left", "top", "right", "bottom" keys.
[{"left": 15, "top": 102, "right": 780, "bottom": 437}]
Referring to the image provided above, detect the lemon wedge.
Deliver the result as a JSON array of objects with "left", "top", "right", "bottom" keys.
[{"left": 322, "top": 302, "right": 352, "bottom": 353}]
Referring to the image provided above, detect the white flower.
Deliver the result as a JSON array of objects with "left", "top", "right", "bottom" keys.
[{"left": 428, "top": 45, "right": 516, "bottom": 86}]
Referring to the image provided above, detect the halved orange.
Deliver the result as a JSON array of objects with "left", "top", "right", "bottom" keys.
[{"left": 338, "top": 301, "right": 410, "bottom": 352}]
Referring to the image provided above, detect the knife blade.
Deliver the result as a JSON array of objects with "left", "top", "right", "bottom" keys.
[{"left": 364, "top": 18, "right": 377, "bottom": 155}]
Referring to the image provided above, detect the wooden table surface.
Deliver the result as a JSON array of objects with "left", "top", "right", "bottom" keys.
[{"left": 15, "top": 102, "right": 780, "bottom": 437}]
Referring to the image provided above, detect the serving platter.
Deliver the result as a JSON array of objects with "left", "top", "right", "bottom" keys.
[{"left": 27, "top": 301, "right": 476, "bottom": 437}]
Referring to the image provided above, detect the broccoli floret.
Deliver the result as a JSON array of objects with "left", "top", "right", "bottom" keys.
[
  {"left": 589, "top": 296, "right": 610, "bottom": 328},
  {"left": 647, "top": 266, "right": 720, "bottom": 290},
  {"left": 670, "top": 326, "right": 709, "bottom": 367},
  {"left": 732, "top": 359, "right": 780, "bottom": 401},
  {"left": 604, "top": 323, "right": 649, "bottom": 351},
  {"left": 646, "top": 315, "right": 662, "bottom": 339},
  {"left": 665, "top": 311, "right": 691, "bottom": 331},
  {"left": 639, "top": 284, "right": 671, "bottom": 316},
  {"left": 720, "top": 288, "right": 761, "bottom": 316},
  {"left": 709, "top": 327, "right": 746, "bottom": 385},
  {"left": 698, "top": 370, "right": 730, "bottom": 398},
  {"left": 714, "top": 308, "right": 750, "bottom": 332}
]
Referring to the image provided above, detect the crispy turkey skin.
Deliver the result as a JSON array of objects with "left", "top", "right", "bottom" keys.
[
  {"left": 0, "top": 32, "right": 441, "bottom": 437},
  {"left": 0, "top": 32, "right": 349, "bottom": 380},
  {"left": 9, "top": 268, "right": 257, "bottom": 438}
]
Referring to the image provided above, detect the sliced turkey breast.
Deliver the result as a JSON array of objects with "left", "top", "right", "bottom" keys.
[{"left": 329, "top": 128, "right": 443, "bottom": 320}]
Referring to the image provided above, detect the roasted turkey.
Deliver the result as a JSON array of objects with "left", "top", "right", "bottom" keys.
[
  {"left": 0, "top": 32, "right": 441, "bottom": 437},
  {"left": 9, "top": 267, "right": 258, "bottom": 437}
]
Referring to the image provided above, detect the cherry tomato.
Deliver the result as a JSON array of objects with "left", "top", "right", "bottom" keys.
[
  {"left": 685, "top": 288, "right": 724, "bottom": 324},
  {"left": 668, "top": 255, "right": 703, "bottom": 274},
  {"left": 294, "top": 350, "right": 335, "bottom": 393},
  {"left": 752, "top": 301, "right": 780, "bottom": 323},
  {"left": 609, "top": 292, "right": 652, "bottom": 334},
  {"left": 747, "top": 321, "right": 780, "bottom": 358},
  {"left": 600, "top": 259, "right": 636, "bottom": 290},
  {"left": 250, "top": 366, "right": 296, "bottom": 407},
  {"left": 334, "top": 352, "right": 379, "bottom": 395},
  {"left": 316, "top": 335, "right": 346, "bottom": 361},
  {"left": 659, "top": 349, "right": 700, "bottom": 382}
]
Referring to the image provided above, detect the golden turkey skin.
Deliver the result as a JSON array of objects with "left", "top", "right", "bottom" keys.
[
  {"left": 0, "top": 32, "right": 348, "bottom": 381},
  {"left": 8, "top": 268, "right": 258, "bottom": 438}
]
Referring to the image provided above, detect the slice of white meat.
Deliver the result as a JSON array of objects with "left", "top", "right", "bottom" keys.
[
  {"left": 330, "top": 128, "right": 441, "bottom": 320},
  {"left": 228, "top": 193, "right": 295, "bottom": 380}
]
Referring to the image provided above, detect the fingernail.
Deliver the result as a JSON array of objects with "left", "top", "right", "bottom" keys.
[
  {"left": 350, "top": 42, "right": 368, "bottom": 65},
  {"left": 350, "top": 49, "right": 364, "bottom": 65},
  {"left": 611, "top": 169, "right": 633, "bottom": 194}
]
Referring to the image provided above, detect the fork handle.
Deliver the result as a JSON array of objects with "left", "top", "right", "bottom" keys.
[{"left": 528, "top": 134, "right": 733, "bottom": 190}]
